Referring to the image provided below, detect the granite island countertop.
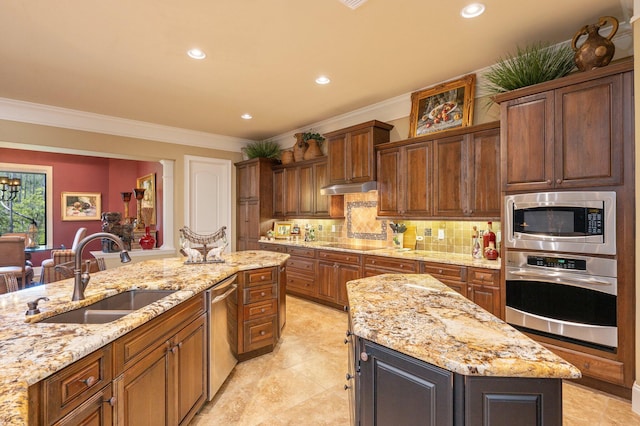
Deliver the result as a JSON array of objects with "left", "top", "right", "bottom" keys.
[
  {"left": 258, "top": 239, "right": 500, "bottom": 269},
  {"left": 0, "top": 250, "right": 289, "bottom": 426},
  {"left": 347, "top": 273, "right": 581, "bottom": 379}
]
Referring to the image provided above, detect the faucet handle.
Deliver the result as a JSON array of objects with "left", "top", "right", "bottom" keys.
[{"left": 26, "top": 297, "right": 50, "bottom": 315}]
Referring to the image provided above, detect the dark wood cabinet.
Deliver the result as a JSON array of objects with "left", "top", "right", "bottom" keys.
[
  {"left": 377, "top": 141, "right": 433, "bottom": 217},
  {"left": 355, "top": 338, "right": 562, "bottom": 426},
  {"left": 376, "top": 122, "right": 499, "bottom": 219},
  {"left": 317, "top": 250, "right": 362, "bottom": 309},
  {"left": 235, "top": 158, "right": 275, "bottom": 250},
  {"left": 325, "top": 120, "right": 393, "bottom": 185},
  {"left": 272, "top": 157, "right": 344, "bottom": 219},
  {"left": 497, "top": 59, "right": 631, "bottom": 192}
]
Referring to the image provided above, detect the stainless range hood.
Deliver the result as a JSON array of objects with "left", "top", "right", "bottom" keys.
[{"left": 320, "top": 180, "right": 377, "bottom": 195}]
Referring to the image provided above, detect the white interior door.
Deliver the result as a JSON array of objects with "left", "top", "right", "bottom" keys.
[{"left": 184, "top": 156, "right": 232, "bottom": 252}]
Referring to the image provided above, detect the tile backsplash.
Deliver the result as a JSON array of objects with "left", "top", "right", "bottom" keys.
[{"left": 275, "top": 192, "right": 501, "bottom": 255}]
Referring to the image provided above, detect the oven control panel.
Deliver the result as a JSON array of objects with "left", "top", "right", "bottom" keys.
[{"left": 527, "top": 255, "right": 587, "bottom": 270}]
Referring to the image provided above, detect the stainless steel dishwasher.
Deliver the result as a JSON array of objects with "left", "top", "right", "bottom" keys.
[{"left": 206, "top": 274, "right": 238, "bottom": 400}]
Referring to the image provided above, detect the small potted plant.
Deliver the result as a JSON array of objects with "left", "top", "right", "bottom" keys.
[{"left": 302, "top": 131, "right": 325, "bottom": 160}]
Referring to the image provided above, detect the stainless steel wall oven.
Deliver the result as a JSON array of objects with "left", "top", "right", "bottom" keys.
[{"left": 505, "top": 251, "right": 617, "bottom": 350}]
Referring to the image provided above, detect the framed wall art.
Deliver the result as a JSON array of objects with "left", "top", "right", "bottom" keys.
[
  {"left": 136, "top": 173, "right": 156, "bottom": 227},
  {"left": 408, "top": 74, "right": 476, "bottom": 137},
  {"left": 273, "top": 222, "right": 292, "bottom": 239},
  {"left": 61, "top": 192, "right": 101, "bottom": 221}
]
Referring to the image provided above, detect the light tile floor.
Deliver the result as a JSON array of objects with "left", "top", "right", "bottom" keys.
[{"left": 192, "top": 296, "right": 640, "bottom": 425}]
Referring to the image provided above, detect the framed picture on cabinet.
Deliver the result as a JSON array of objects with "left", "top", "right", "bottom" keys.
[
  {"left": 61, "top": 192, "right": 101, "bottom": 221},
  {"left": 408, "top": 74, "right": 476, "bottom": 137}
]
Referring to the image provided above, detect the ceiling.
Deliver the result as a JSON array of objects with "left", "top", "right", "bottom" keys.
[{"left": 0, "top": 1, "right": 631, "bottom": 143}]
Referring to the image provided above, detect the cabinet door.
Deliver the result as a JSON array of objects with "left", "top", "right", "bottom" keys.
[
  {"left": 554, "top": 74, "right": 624, "bottom": 188},
  {"left": 337, "top": 264, "right": 361, "bottom": 307},
  {"left": 404, "top": 142, "right": 433, "bottom": 217},
  {"left": 500, "top": 91, "right": 555, "bottom": 191},
  {"left": 317, "top": 261, "right": 338, "bottom": 302},
  {"left": 53, "top": 384, "right": 114, "bottom": 426},
  {"left": 349, "top": 128, "right": 374, "bottom": 182},
  {"left": 433, "top": 135, "right": 467, "bottom": 217},
  {"left": 468, "top": 127, "right": 501, "bottom": 217},
  {"left": 170, "top": 314, "right": 207, "bottom": 426},
  {"left": 237, "top": 161, "right": 258, "bottom": 200},
  {"left": 359, "top": 339, "right": 453, "bottom": 426},
  {"left": 328, "top": 134, "right": 348, "bottom": 184},
  {"left": 116, "top": 342, "right": 169, "bottom": 426},
  {"left": 239, "top": 200, "right": 260, "bottom": 250},
  {"left": 469, "top": 284, "right": 501, "bottom": 318},
  {"left": 298, "top": 164, "right": 314, "bottom": 216},
  {"left": 376, "top": 148, "right": 401, "bottom": 216},
  {"left": 272, "top": 169, "right": 285, "bottom": 217},
  {"left": 284, "top": 168, "right": 298, "bottom": 216},
  {"left": 314, "top": 161, "right": 330, "bottom": 216}
]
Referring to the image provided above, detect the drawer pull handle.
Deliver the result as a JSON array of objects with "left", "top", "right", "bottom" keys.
[
  {"left": 344, "top": 384, "right": 351, "bottom": 391},
  {"left": 438, "top": 269, "right": 443, "bottom": 274},
  {"left": 103, "top": 397, "right": 116, "bottom": 406},
  {"left": 400, "top": 264, "right": 404, "bottom": 268},
  {"left": 260, "top": 275, "right": 266, "bottom": 280},
  {"left": 261, "top": 308, "right": 266, "bottom": 313},
  {"left": 170, "top": 346, "right": 179, "bottom": 354},
  {"left": 260, "top": 292, "right": 266, "bottom": 297},
  {"left": 81, "top": 376, "right": 96, "bottom": 387},
  {"left": 260, "top": 330, "right": 266, "bottom": 336}
]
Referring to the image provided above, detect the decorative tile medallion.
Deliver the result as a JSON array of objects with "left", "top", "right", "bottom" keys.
[{"left": 346, "top": 201, "right": 387, "bottom": 240}]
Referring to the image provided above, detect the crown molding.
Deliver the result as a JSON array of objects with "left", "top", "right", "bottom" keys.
[{"left": 0, "top": 97, "right": 249, "bottom": 152}]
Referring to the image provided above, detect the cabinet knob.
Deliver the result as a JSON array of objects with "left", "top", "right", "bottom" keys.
[
  {"left": 170, "top": 346, "right": 179, "bottom": 354},
  {"left": 80, "top": 376, "right": 96, "bottom": 387},
  {"left": 261, "top": 308, "right": 266, "bottom": 313},
  {"left": 360, "top": 352, "right": 369, "bottom": 362},
  {"left": 556, "top": 178, "right": 562, "bottom": 184},
  {"left": 260, "top": 291, "right": 266, "bottom": 297},
  {"left": 546, "top": 179, "right": 552, "bottom": 185},
  {"left": 438, "top": 269, "right": 443, "bottom": 274},
  {"left": 344, "top": 384, "right": 351, "bottom": 391},
  {"left": 260, "top": 275, "right": 266, "bottom": 280},
  {"left": 103, "top": 397, "right": 116, "bottom": 406},
  {"left": 346, "top": 373, "right": 354, "bottom": 380},
  {"left": 400, "top": 264, "right": 404, "bottom": 269},
  {"left": 260, "top": 330, "right": 266, "bottom": 336}
]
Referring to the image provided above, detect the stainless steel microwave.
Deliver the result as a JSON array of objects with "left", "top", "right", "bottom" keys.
[{"left": 504, "top": 191, "right": 616, "bottom": 255}]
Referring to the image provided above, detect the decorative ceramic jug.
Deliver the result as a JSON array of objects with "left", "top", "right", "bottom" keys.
[
  {"left": 303, "top": 139, "right": 322, "bottom": 160},
  {"left": 139, "top": 226, "right": 155, "bottom": 250},
  {"left": 572, "top": 16, "right": 618, "bottom": 72},
  {"left": 292, "top": 133, "right": 307, "bottom": 162}
]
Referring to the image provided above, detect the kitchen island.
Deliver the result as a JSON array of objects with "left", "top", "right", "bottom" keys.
[
  {"left": 346, "top": 273, "right": 581, "bottom": 425},
  {"left": 0, "top": 250, "right": 288, "bottom": 425}
]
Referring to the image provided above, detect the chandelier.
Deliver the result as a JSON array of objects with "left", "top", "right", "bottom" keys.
[{"left": 0, "top": 176, "right": 21, "bottom": 202}]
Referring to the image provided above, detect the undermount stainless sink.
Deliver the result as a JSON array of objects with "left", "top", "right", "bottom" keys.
[{"left": 40, "top": 289, "right": 177, "bottom": 324}]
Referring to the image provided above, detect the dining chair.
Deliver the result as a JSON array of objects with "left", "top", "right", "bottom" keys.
[
  {"left": 41, "top": 227, "right": 87, "bottom": 284},
  {"left": 0, "top": 236, "right": 27, "bottom": 288}
]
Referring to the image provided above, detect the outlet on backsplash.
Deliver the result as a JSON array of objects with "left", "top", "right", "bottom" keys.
[{"left": 424, "top": 228, "right": 432, "bottom": 236}]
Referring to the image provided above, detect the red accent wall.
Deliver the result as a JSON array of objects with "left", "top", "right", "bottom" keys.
[{"left": 1, "top": 148, "right": 163, "bottom": 266}]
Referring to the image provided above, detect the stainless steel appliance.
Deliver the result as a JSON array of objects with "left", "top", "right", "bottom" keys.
[
  {"left": 206, "top": 274, "right": 238, "bottom": 400},
  {"left": 504, "top": 191, "right": 616, "bottom": 255},
  {"left": 505, "top": 251, "right": 617, "bottom": 349}
]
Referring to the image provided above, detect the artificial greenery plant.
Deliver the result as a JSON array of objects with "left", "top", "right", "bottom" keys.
[
  {"left": 301, "top": 131, "right": 325, "bottom": 144},
  {"left": 241, "top": 140, "right": 282, "bottom": 160},
  {"left": 484, "top": 42, "right": 575, "bottom": 99}
]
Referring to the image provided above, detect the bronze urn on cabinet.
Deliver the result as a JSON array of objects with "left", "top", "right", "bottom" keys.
[{"left": 572, "top": 16, "right": 618, "bottom": 72}]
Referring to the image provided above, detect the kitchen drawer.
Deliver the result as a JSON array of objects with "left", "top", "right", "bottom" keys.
[
  {"left": 43, "top": 346, "right": 113, "bottom": 424},
  {"left": 286, "top": 272, "right": 317, "bottom": 296},
  {"left": 364, "top": 255, "right": 418, "bottom": 273},
  {"left": 317, "top": 250, "right": 362, "bottom": 265},
  {"left": 243, "top": 267, "right": 277, "bottom": 287},
  {"left": 243, "top": 316, "right": 277, "bottom": 352},
  {"left": 243, "top": 283, "right": 277, "bottom": 304},
  {"left": 243, "top": 299, "right": 278, "bottom": 320},
  {"left": 259, "top": 243, "right": 286, "bottom": 253},
  {"left": 543, "top": 343, "right": 624, "bottom": 385},
  {"left": 421, "top": 261, "right": 467, "bottom": 282},
  {"left": 468, "top": 267, "right": 500, "bottom": 288},
  {"left": 287, "top": 246, "right": 316, "bottom": 258},
  {"left": 286, "top": 257, "right": 316, "bottom": 273}
]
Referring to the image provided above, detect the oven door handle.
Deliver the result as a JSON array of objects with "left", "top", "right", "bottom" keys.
[{"left": 509, "top": 270, "right": 612, "bottom": 287}]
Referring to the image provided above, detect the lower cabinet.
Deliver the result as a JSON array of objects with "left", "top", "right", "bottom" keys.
[
  {"left": 29, "top": 293, "right": 208, "bottom": 426},
  {"left": 317, "top": 250, "right": 362, "bottom": 308},
  {"left": 354, "top": 338, "right": 562, "bottom": 426},
  {"left": 363, "top": 255, "right": 418, "bottom": 277}
]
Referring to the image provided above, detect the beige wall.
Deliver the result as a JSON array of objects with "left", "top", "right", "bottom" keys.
[{"left": 0, "top": 119, "right": 244, "bottom": 250}]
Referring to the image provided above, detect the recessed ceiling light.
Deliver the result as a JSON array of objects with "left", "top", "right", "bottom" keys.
[
  {"left": 315, "top": 76, "right": 331, "bottom": 85},
  {"left": 460, "top": 3, "right": 485, "bottom": 18},
  {"left": 241, "top": 113, "right": 253, "bottom": 120},
  {"left": 187, "top": 48, "right": 206, "bottom": 59}
]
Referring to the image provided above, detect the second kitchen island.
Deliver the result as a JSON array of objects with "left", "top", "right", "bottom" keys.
[{"left": 346, "top": 274, "right": 581, "bottom": 426}]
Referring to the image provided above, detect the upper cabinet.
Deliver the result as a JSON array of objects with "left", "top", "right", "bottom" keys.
[
  {"left": 272, "top": 157, "right": 344, "bottom": 219},
  {"left": 496, "top": 58, "right": 632, "bottom": 192},
  {"left": 325, "top": 120, "right": 394, "bottom": 185},
  {"left": 376, "top": 122, "right": 500, "bottom": 219}
]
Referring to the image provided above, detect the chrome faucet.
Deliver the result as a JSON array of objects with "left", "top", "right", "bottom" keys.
[{"left": 72, "top": 232, "right": 132, "bottom": 301}]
